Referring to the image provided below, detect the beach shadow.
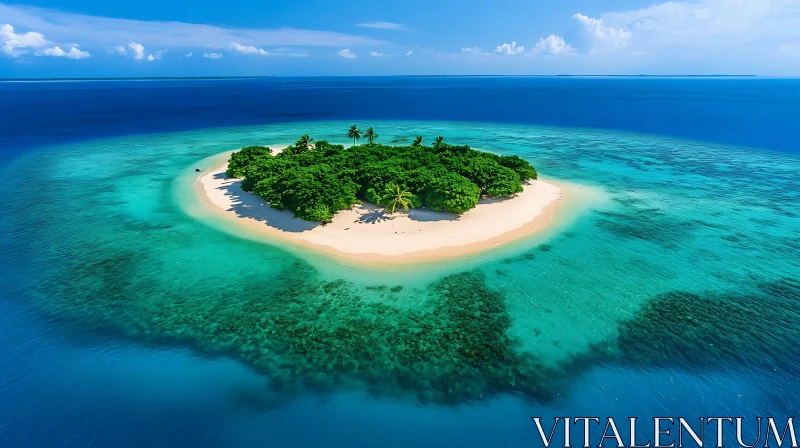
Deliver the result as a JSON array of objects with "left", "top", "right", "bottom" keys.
[
  {"left": 478, "top": 196, "right": 509, "bottom": 204},
  {"left": 357, "top": 209, "right": 394, "bottom": 224},
  {"left": 406, "top": 208, "right": 459, "bottom": 222},
  {"left": 355, "top": 203, "right": 457, "bottom": 223},
  {"left": 215, "top": 175, "right": 319, "bottom": 233},
  {"left": 478, "top": 193, "right": 519, "bottom": 205}
]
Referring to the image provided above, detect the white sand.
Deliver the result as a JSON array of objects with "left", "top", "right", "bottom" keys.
[{"left": 194, "top": 151, "right": 566, "bottom": 263}]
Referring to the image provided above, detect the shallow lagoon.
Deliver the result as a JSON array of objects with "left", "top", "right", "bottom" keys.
[{"left": 1, "top": 119, "right": 799, "bottom": 446}]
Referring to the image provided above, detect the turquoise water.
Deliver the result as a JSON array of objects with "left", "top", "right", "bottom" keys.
[{"left": 2, "top": 119, "right": 799, "bottom": 444}]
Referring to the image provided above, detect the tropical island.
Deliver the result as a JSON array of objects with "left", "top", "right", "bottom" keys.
[
  {"left": 226, "top": 126, "right": 538, "bottom": 222},
  {"left": 193, "top": 126, "right": 570, "bottom": 262}
]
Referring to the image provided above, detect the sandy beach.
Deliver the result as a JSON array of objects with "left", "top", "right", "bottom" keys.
[{"left": 194, "top": 150, "right": 569, "bottom": 263}]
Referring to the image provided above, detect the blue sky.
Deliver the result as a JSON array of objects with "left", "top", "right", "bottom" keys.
[{"left": 2, "top": 0, "right": 800, "bottom": 77}]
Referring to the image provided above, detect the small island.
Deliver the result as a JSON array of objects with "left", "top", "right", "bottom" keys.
[{"left": 194, "top": 126, "right": 569, "bottom": 263}]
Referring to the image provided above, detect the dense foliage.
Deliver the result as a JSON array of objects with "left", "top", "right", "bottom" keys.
[{"left": 227, "top": 134, "right": 538, "bottom": 222}]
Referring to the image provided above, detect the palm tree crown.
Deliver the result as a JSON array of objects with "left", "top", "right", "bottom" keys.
[
  {"left": 347, "top": 125, "right": 361, "bottom": 146},
  {"left": 365, "top": 127, "right": 379, "bottom": 144},
  {"left": 412, "top": 136, "right": 423, "bottom": 146},
  {"left": 434, "top": 135, "right": 445, "bottom": 148},
  {"left": 380, "top": 184, "right": 414, "bottom": 214},
  {"left": 295, "top": 134, "right": 314, "bottom": 152}
]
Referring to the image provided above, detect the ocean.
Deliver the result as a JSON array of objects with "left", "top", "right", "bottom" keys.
[{"left": 0, "top": 77, "right": 798, "bottom": 447}]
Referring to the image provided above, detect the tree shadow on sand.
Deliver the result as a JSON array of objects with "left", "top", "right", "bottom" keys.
[
  {"left": 356, "top": 206, "right": 459, "bottom": 224},
  {"left": 356, "top": 209, "right": 395, "bottom": 224},
  {"left": 213, "top": 172, "right": 318, "bottom": 233},
  {"left": 406, "top": 208, "right": 459, "bottom": 222}
]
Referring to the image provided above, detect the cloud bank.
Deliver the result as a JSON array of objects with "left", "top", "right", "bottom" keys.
[
  {"left": 232, "top": 42, "right": 270, "bottom": 56},
  {"left": 572, "top": 13, "right": 632, "bottom": 52},
  {"left": 0, "top": 3, "right": 383, "bottom": 53},
  {"left": 534, "top": 34, "right": 574, "bottom": 55},
  {"left": 1, "top": 23, "right": 90, "bottom": 59},
  {"left": 357, "top": 21, "right": 410, "bottom": 31},
  {"left": 41, "top": 45, "right": 90, "bottom": 59}
]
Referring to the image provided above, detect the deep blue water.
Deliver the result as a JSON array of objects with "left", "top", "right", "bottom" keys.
[
  {"left": 1, "top": 77, "right": 799, "bottom": 447},
  {"left": 3, "top": 77, "right": 800, "bottom": 156}
]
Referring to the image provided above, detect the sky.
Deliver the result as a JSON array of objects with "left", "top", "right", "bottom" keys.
[{"left": 1, "top": 0, "right": 800, "bottom": 77}]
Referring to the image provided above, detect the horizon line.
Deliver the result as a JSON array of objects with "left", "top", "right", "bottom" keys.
[{"left": 0, "top": 74, "right": 765, "bottom": 82}]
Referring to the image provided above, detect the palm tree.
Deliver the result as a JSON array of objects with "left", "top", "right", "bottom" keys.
[
  {"left": 365, "top": 127, "right": 378, "bottom": 144},
  {"left": 347, "top": 125, "right": 361, "bottom": 146},
  {"left": 295, "top": 134, "right": 314, "bottom": 152},
  {"left": 434, "top": 135, "right": 445, "bottom": 148},
  {"left": 380, "top": 184, "right": 414, "bottom": 214},
  {"left": 412, "top": 136, "right": 423, "bottom": 146}
]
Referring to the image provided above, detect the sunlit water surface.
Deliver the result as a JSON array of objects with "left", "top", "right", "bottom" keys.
[{"left": 1, "top": 119, "right": 798, "bottom": 447}]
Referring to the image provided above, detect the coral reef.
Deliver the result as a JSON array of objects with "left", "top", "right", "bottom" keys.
[
  {"left": 615, "top": 278, "right": 800, "bottom": 371},
  {"left": 34, "top": 246, "right": 559, "bottom": 406}
]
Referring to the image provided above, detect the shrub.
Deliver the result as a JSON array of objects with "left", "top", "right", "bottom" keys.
[
  {"left": 226, "top": 146, "right": 272, "bottom": 178},
  {"left": 425, "top": 172, "right": 481, "bottom": 214},
  {"left": 230, "top": 136, "right": 537, "bottom": 221}
]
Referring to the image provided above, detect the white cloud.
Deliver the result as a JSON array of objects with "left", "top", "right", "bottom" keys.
[
  {"left": 534, "top": 34, "right": 575, "bottom": 55},
  {"left": 128, "top": 41, "right": 145, "bottom": 60},
  {"left": 1, "top": 23, "right": 90, "bottom": 59},
  {"left": 203, "top": 52, "right": 222, "bottom": 59},
  {"left": 459, "top": 46, "right": 494, "bottom": 57},
  {"left": 494, "top": 41, "right": 524, "bottom": 55},
  {"left": 573, "top": 13, "right": 632, "bottom": 52},
  {"left": 120, "top": 43, "right": 162, "bottom": 62},
  {"left": 231, "top": 42, "right": 270, "bottom": 55},
  {"left": 338, "top": 48, "right": 356, "bottom": 58},
  {"left": 185, "top": 52, "right": 193, "bottom": 58},
  {"left": 564, "top": 0, "right": 800, "bottom": 74},
  {"left": 357, "top": 21, "right": 410, "bottom": 31},
  {"left": 265, "top": 47, "right": 310, "bottom": 57},
  {"left": 405, "top": 50, "right": 413, "bottom": 56},
  {"left": 40, "top": 45, "right": 90, "bottom": 59},
  {"left": 1, "top": 23, "right": 47, "bottom": 56},
  {"left": 596, "top": 0, "right": 800, "bottom": 51},
  {"left": 0, "top": 3, "right": 383, "bottom": 54},
  {"left": 523, "top": 0, "right": 800, "bottom": 74},
  {"left": 369, "top": 51, "right": 383, "bottom": 57}
]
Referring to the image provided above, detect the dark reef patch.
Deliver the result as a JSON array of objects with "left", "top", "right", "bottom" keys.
[
  {"left": 594, "top": 208, "right": 697, "bottom": 249},
  {"left": 614, "top": 278, "right": 800, "bottom": 372},
  {"left": 7, "top": 120, "right": 800, "bottom": 413},
  {"left": 33, "top": 248, "right": 563, "bottom": 406}
]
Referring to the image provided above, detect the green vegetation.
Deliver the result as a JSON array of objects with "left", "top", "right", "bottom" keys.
[
  {"left": 226, "top": 145, "right": 273, "bottom": 178},
  {"left": 347, "top": 124, "right": 361, "bottom": 145},
  {"left": 364, "top": 126, "right": 378, "bottom": 144},
  {"left": 379, "top": 184, "right": 416, "bottom": 214},
  {"left": 226, "top": 127, "right": 538, "bottom": 223}
]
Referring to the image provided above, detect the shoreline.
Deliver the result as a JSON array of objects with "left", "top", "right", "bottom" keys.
[{"left": 192, "top": 150, "right": 574, "bottom": 264}]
